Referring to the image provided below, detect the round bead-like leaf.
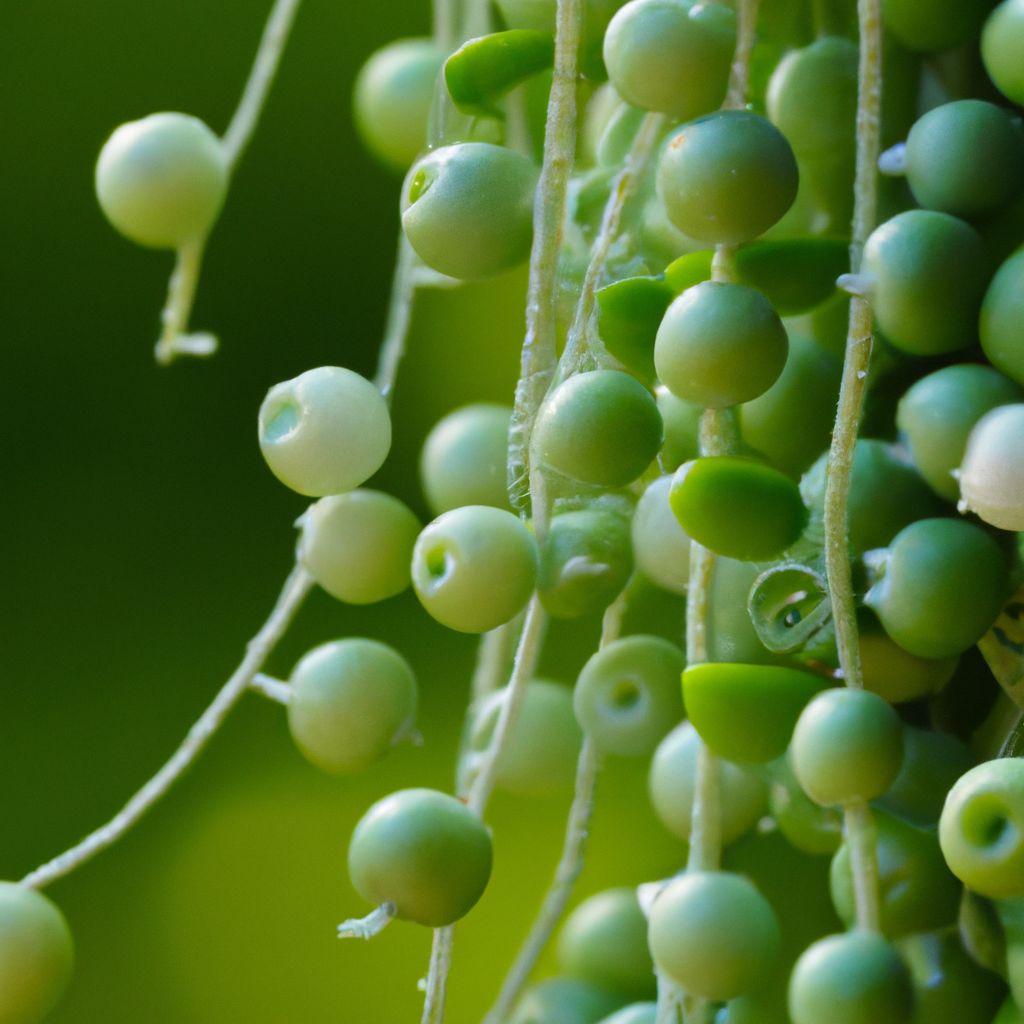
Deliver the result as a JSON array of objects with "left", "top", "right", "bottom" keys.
[
  {"left": 347, "top": 788, "right": 492, "bottom": 927},
  {"left": 401, "top": 142, "right": 537, "bottom": 280},
  {"left": 655, "top": 281, "right": 788, "bottom": 409},
  {"left": 603, "top": 0, "right": 735, "bottom": 119},
  {"left": 533, "top": 370, "right": 663, "bottom": 488},
  {"left": 259, "top": 366, "right": 391, "bottom": 497},
  {"left": 0, "top": 883, "right": 74, "bottom": 1024},
  {"left": 791, "top": 688, "right": 904, "bottom": 807},
  {"left": 648, "top": 871, "right": 781, "bottom": 1002},
  {"left": 657, "top": 111, "right": 799, "bottom": 245},
  {"left": 411, "top": 505, "right": 538, "bottom": 633},
  {"left": 287, "top": 639, "right": 417, "bottom": 775},
  {"left": 299, "top": 490, "right": 419, "bottom": 604},
  {"left": 558, "top": 889, "right": 656, "bottom": 1000},
  {"left": 95, "top": 112, "right": 227, "bottom": 249},
  {"left": 420, "top": 403, "right": 512, "bottom": 515},
  {"left": 960, "top": 403, "right": 1024, "bottom": 531},
  {"left": 574, "top": 635, "right": 685, "bottom": 757},
  {"left": 939, "top": 758, "right": 1024, "bottom": 899},
  {"left": 353, "top": 39, "right": 444, "bottom": 170},
  {"left": 789, "top": 931, "right": 914, "bottom": 1024},
  {"left": 670, "top": 456, "right": 807, "bottom": 561}
]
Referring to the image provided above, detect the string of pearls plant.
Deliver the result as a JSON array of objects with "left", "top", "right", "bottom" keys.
[{"left": 8, "top": 0, "right": 1024, "bottom": 1021}]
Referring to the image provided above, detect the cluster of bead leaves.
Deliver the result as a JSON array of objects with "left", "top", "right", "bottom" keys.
[{"left": 8, "top": 0, "right": 1024, "bottom": 1023}]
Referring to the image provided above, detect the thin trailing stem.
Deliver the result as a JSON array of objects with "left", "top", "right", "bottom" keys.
[
  {"left": 725, "top": 0, "right": 761, "bottom": 110},
  {"left": 155, "top": 0, "right": 303, "bottom": 363},
  {"left": 482, "top": 740, "right": 601, "bottom": 1024},
  {"left": 462, "top": 0, "right": 494, "bottom": 40},
  {"left": 221, "top": 0, "right": 305, "bottom": 171},
  {"left": 414, "top": 3, "right": 506, "bottom": 1020},
  {"left": 470, "top": 622, "right": 517, "bottom": 706},
  {"left": 825, "top": 0, "right": 883, "bottom": 931},
  {"left": 374, "top": 233, "right": 419, "bottom": 404},
  {"left": 377, "top": 0, "right": 465, "bottom": 408},
  {"left": 685, "top": 543, "right": 716, "bottom": 667},
  {"left": 482, "top": 591, "right": 630, "bottom": 1022},
  {"left": 420, "top": 600, "right": 547, "bottom": 1023},
  {"left": 670, "top": 181, "right": 748, "bottom": 1022},
  {"left": 684, "top": 407, "right": 738, "bottom": 665},
  {"left": 432, "top": 0, "right": 460, "bottom": 52},
  {"left": 507, "top": 0, "right": 584, "bottom": 517},
  {"left": 21, "top": 564, "right": 313, "bottom": 891},
  {"left": 421, "top": 925, "right": 456, "bottom": 1024},
  {"left": 686, "top": 744, "right": 722, "bottom": 874},
  {"left": 659, "top": 3, "right": 753, "bottom": 981},
  {"left": 673, "top": 232, "right": 742, "bottom": 1018},
  {"left": 844, "top": 800, "right": 882, "bottom": 931},
  {"left": 456, "top": 623, "right": 518, "bottom": 797},
  {"left": 467, "top": 596, "right": 549, "bottom": 815},
  {"left": 682, "top": 407, "right": 737, "bottom": 883},
  {"left": 656, "top": 970, "right": 684, "bottom": 1024},
  {"left": 559, "top": 112, "right": 667, "bottom": 377}
]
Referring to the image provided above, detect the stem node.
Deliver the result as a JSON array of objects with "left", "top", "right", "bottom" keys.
[{"left": 337, "top": 902, "right": 396, "bottom": 941}]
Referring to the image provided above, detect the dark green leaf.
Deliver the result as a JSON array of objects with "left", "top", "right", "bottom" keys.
[
  {"left": 663, "top": 250, "right": 714, "bottom": 294},
  {"left": 444, "top": 30, "right": 554, "bottom": 116},
  {"left": 663, "top": 239, "right": 851, "bottom": 316},
  {"left": 735, "top": 238, "right": 849, "bottom": 315},
  {"left": 595, "top": 275, "right": 674, "bottom": 382}
]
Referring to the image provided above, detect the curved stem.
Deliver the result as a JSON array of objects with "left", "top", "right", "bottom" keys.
[
  {"left": 434, "top": 598, "right": 546, "bottom": 1023},
  {"left": 456, "top": 623, "right": 517, "bottom": 797},
  {"left": 21, "top": 564, "right": 313, "bottom": 891},
  {"left": 415, "top": 4, "right": 513, "bottom": 1020},
  {"left": 337, "top": 901, "right": 396, "bottom": 940},
  {"left": 466, "top": 596, "right": 549, "bottom": 815},
  {"left": 471, "top": 622, "right": 517, "bottom": 706},
  {"left": 373, "top": 233, "right": 419, "bottom": 404},
  {"left": 507, "top": 0, "right": 584, "bottom": 517},
  {"left": 824, "top": 0, "right": 883, "bottom": 932},
  {"left": 482, "top": 589, "right": 630, "bottom": 1022},
  {"left": 154, "top": 0, "right": 303, "bottom": 364},
  {"left": 483, "top": 740, "right": 601, "bottom": 1024},
  {"left": 221, "top": 0, "right": 304, "bottom": 172},
  {"left": 559, "top": 112, "right": 666, "bottom": 377}
]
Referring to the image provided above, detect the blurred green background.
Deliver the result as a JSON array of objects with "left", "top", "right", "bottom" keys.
[{"left": 0, "top": 1, "right": 684, "bottom": 1020}]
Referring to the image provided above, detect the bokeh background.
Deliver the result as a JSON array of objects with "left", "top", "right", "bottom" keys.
[{"left": 0, "top": 2, "right": 686, "bottom": 1020}]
